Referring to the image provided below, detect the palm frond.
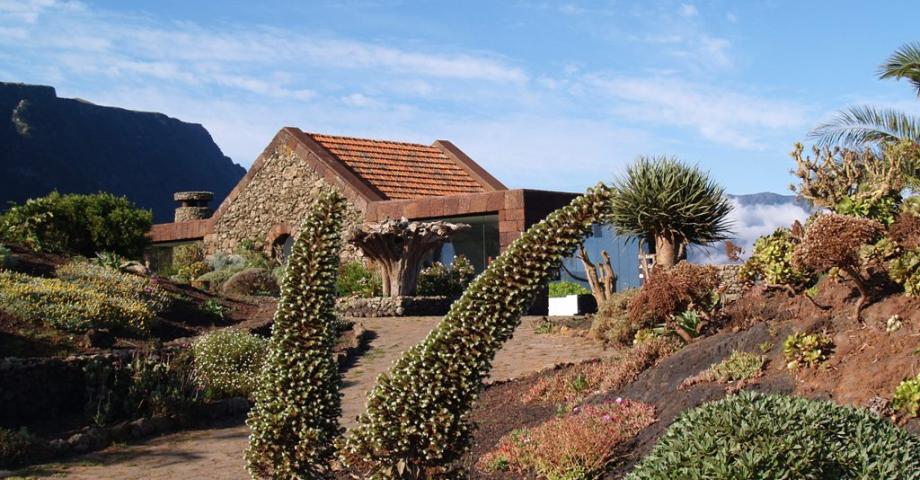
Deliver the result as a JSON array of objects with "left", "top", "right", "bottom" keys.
[
  {"left": 808, "top": 105, "right": 920, "bottom": 147},
  {"left": 879, "top": 42, "right": 920, "bottom": 96}
]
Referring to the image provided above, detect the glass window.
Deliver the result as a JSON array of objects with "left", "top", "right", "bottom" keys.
[{"left": 433, "top": 214, "right": 500, "bottom": 273}]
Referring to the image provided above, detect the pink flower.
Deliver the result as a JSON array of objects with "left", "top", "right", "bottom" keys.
[
  {"left": 572, "top": 406, "right": 581, "bottom": 414},
  {"left": 602, "top": 414, "right": 612, "bottom": 422},
  {"left": 615, "top": 397, "right": 623, "bottom": 404}
]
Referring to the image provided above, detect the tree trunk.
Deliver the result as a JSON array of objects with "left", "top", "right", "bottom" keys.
[
  {"left": 577, "top": 245, "right": 617, "bottom": 305},
  {"left": 654, "top": 234, "right": 678, "bottom": 269}
]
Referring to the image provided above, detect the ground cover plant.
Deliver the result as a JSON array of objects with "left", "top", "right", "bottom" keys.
[
  {"left": 522, "top": 337, "right": 679, "bottom": 405},
  {"left": 341, "top": 185, "right": 614, "bottom": 478},
  {"left": 191, "top": 329, "right": 268, "bottom": 400},
  {"left": 245, "top": 190, "right": 346, "bottom": 479},
  {"left": 738, "top": 226, "right": 814, "bottom": 289},
  {"left": 626, "top": 391, "right": 920, "bottom": 479},
  {"left": 478, "top": 399, "right": 656, "bottom": 480},
  {"left": 783, "top": 331, "right": 834, "bottom": 370},
  {"left": 0, "top": 427, "right": 41, "bottom": 470},
  {"left": 547, "top": 280, "right": 590, "bottom": 298},
  {"left": 682, "top": 350, "right": 765, "bottom": 388},
  {"left": 893, "top": 373, "right": 920, "bottom": 417},
  {"left": 0, "top": 192, "right": 152, "bottom": 258}
]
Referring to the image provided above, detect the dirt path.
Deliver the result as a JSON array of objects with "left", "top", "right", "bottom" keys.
[{"left": 10, "top": 316, "right": 606, "bottom": 480}]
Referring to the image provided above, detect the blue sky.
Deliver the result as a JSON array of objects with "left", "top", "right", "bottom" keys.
[{"left": 2, "top": 0, "right": 919, "bottom": 195}]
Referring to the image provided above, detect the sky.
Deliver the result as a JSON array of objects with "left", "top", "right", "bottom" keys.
[{"left": 2, "top": 0, "right": 920, "bottom": 197}]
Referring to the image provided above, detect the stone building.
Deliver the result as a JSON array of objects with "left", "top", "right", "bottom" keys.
[{"left": 147, "top": 127, "right": 641, "bottom": 287}]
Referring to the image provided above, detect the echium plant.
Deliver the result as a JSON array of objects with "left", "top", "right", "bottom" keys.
[
  {"left": 341, "top": 184, "right": 614, "bottom": 478},
  {"left": 245, "top": 190, "right": 346, "bottom": 480}
]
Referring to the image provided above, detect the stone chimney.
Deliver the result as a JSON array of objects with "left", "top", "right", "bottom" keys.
[{"left": 173, "top": 191, "right": 214, "bottom": 222}]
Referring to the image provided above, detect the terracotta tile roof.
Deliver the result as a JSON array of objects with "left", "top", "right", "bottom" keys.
[{"left": 307, "top": 132, "right": 487, "bottom": 200}]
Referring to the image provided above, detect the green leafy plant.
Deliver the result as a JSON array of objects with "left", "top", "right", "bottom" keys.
[
  {"left": 0, "top": 245, "right": 11, "bottom": 270},
  {"left": 0, "top": 427, "right": 41, "bottom": 469},
  {"left": 93, "top": 251, "right": 126, "bottom": 270},
  {"left": 201, "top": 299, "right": 226, "bottom": 319},
  {"left": 547, "top": 281, "right": 590, "bottom": 298},
  {"left": 783, "top": 332, "right": 834, "bottom": 369},
  {"left": 246, "top": 190, "right": 346, "bottom": 479},
  {"left": 192, "top": 329, "right": 268, "bottom": 399},
  {"left": 416, "top": 255, "right": 475, "bottom": 297},
  {"left": 341, "top": 185, "right": 614, "bottom": 478},
  {"left": 703, "top": 350, "right": 765, "bottom": 383},
  {"left": 836, "top": 194, "right": 900, "bottom": 225},
  {"left": 889, "top": 248, "right": 920, "bottom": 295},
  {"left": 0, "top": 191, "right": 152, "bottom": 258},
  {"left": 892, "top": 373, "right": 920, "bottom": 417},
  {"left": 738, "top": 227, "right": 813, "bottom": 288},
  {"left": 337, "top": 260, "right": 382, "bottom": 298},
  {"left": 609, "top": 156, "right": 732, "bottom": 268},
  {"left": 627, "top": 391, "right": 920, "bottom": 479},
  {"left": 478, "top": 399, "right": 656, "bottom": 480}
]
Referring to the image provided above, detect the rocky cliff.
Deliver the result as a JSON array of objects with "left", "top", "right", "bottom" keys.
[{"left": 0, "top": 82, "right": 245, "bottom": 222}]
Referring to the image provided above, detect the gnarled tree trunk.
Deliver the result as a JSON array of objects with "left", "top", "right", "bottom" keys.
[
  {"left": 349, "top": 217, "right": 469, "bottom": 297},
  {"left": 577, "top": 245, "right": 617, "bottom": 305}
]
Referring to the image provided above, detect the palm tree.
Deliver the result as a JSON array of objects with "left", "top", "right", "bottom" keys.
[
  {"left": 811, "top": 42, "right": 920, "bottom": 147},
  {"left": 609, "top": 156, "right": 733, "bottom": 270}
]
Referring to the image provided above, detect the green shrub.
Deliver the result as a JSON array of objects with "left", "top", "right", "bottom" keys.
[
  {"left": 0, "top": 245, "right": 11, "bottom": 270},
  {"left": 201, "top": 298, "right": 226, "bottom": 319},
  {"left": 628, "top": 391, "right": 920, "bottom": 479},
  {"left": 704, "top": 350, "right": 765, "bottom": 383},
  {"left": 416, "top": 255, "right": 475, "bottom": 297},
  {"left": 0, "top": 427, "right": 41, "bottom": 469},
  {"left": 0, "top": 191, "right": 151, "bottom": 258},
  {"left": 196, "top": 265, "right": 246, "bottom": 292},
  {"left": 235, "top": 239, "right": 273, "bottom": 270},
  {"left": 341, "top": 185, "right": 613, "bottom": 478},
  {"left": 835, "top": 194, "right": 900, "bottom": 225},
  {"left": 889, "top": 248, "right": 920, "bottom": 296},
  {"left": 92, "top": 251, "right": 126, "bottom": 270},
  {"left": 588, "top": 289, "right": 639, "bottom": 346},
  {"left": 246, "top": 190, "right": 346, "bottom": 479},
  {"left": 893, "top": 373, "right": 920, "bottom": 417},
  {"left": 547, "top": 281, "right": 590, "bottom": 298},
  {"left": 219, "top": 268, "right": 279, "bottom": 298},
  {"left": 337, "top": 260, "right": 381, "bottom": 297},
  {"left": 0, "top": 270, "right": 154, "bottom": 334},
  {"left": 783, "top": 332, "right": 834, "bottom": 370},
  {"left": 738, "top": 227, "right": 813, "bottom": 287},
  {"left": 192, "top": 329, "right": 268, "bottom": 399},
  {"left": 478, "top": 399, "right": 656, "bottom": 480}
]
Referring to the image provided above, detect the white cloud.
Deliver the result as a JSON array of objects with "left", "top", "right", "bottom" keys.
[
  {"left": 691, "top": 199, "right": 811, "bottom": 264},
  {"left": 586, "top": 75, "right": 809, "bottom": 149},
  {"left": 679, "top": 4, "right": 699, "bottom": 18},
  {"left": 0, "top": 0, "right": 81, "bottom": 24}
]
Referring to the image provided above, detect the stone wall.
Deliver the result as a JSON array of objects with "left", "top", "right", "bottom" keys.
[
  {"left": 336, "top": 296, "right": 456, "bottom": 317},
  {"left": 206, "top": 144, "right": 363, "bottom": 257},
  {"left": 714, "top": 263, "right": 744, "bottom": 303}
]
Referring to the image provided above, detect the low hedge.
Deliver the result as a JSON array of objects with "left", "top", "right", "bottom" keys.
[{"left": 628, "top": 391, "right": 920, "bottom": 479}]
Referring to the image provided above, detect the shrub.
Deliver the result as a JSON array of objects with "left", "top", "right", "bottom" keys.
[
  {"left": 522, "top": 337, "right": 679, "bottom": 405},
  {"left": 201, "top": 298, "right": 226, "bottom": 319},
  {"left": 783, "top": 332, "right": 834, "bottom": 369},
  {"left": 0, "top": 270, "right": 154, "bottom": 334},
  {"left": 246, "top": 190, "right": 346, "bottom": 479},
  {"left": 0, "top": 245, "right": 10, "bottom": 270},
  {"left": 835, "top": 194, "right": 900, "bottom": 225},
  {"left": 236, "top": 239, "right": 274, "bottom": 270},
  {"left": 588, "top": 289, "right": 638, "bottom": 345},
  {"left": 627, "top": 391, "right": 920, "bottom": 479},
  {"left": 0, "top": 427, "right": 41, "bottom": 469},
  {"left": 219, "top": 268, "right": 279, "bottom": 298},
  {"left": 738, "top": 227, "right": 813, "bottom": 288},
  {"left": 888, "top": 211, "right": 920, "bottom": 250},
  {"left": 547, "top": 281, "right": 590, "bottom": 298},
  {"left": 892, "top": 373, "right": 920, "bottom": 417},
  {"left": 337, "top": 260, "right": 382, "bottom": 298},
  {"left": 416, "top": 255, "right": 475, "bottom": 297},
  {"left": 92, "top": 251, "right": 126, "bottom": 270},
  {"left": 341, "top": 185, "right": 614, "bottom": 478},
  {"left": 196, "top": 265, "right": 246, "bottom": 292},
  {"left": 192, "top": 329, "right": 268, "bottom": 399},
  {"left": 0, "top": 191, "right": 151, "bottom": 258},
  {"left": 84, "top": 350, "right": 202, "bottom": 426},
  {"left": 205, "top": 251, "right": 246, "bottom": 272},
  {"left": 627, "top": 262, "right": 719, "bottom": 339},
  {"left": 889, "top": 248, "right": 920, "bottom": 295},
  {"left": 478, "top": 399, "right": 656, "bottom": 480},
  {"left": 793, "top": 213, "right": 884, "bottom": 318}
]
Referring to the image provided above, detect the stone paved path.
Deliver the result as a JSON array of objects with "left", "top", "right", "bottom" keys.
[{"left": 9, "top": 316, "right": 606, "bottom": 480}]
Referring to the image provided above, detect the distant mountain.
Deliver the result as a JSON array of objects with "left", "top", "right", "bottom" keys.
[
  {"left": 728, "top": 192, "right": 813, "bottom": 211},
  {"left": 0, "top": 82, "right": 245, "bottom": 222}
]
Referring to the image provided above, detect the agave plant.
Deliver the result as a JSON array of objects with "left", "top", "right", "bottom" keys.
[{"left": 609, "top": 156, "right": 732, "bottom": 269}]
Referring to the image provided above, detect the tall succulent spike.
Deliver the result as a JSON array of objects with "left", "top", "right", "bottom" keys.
[
  {"left": 342, "top": 184, "right": 614, "bottom": 478},
  {"left": 246, "top": 190, "right": 346, "bottom": 479}
]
